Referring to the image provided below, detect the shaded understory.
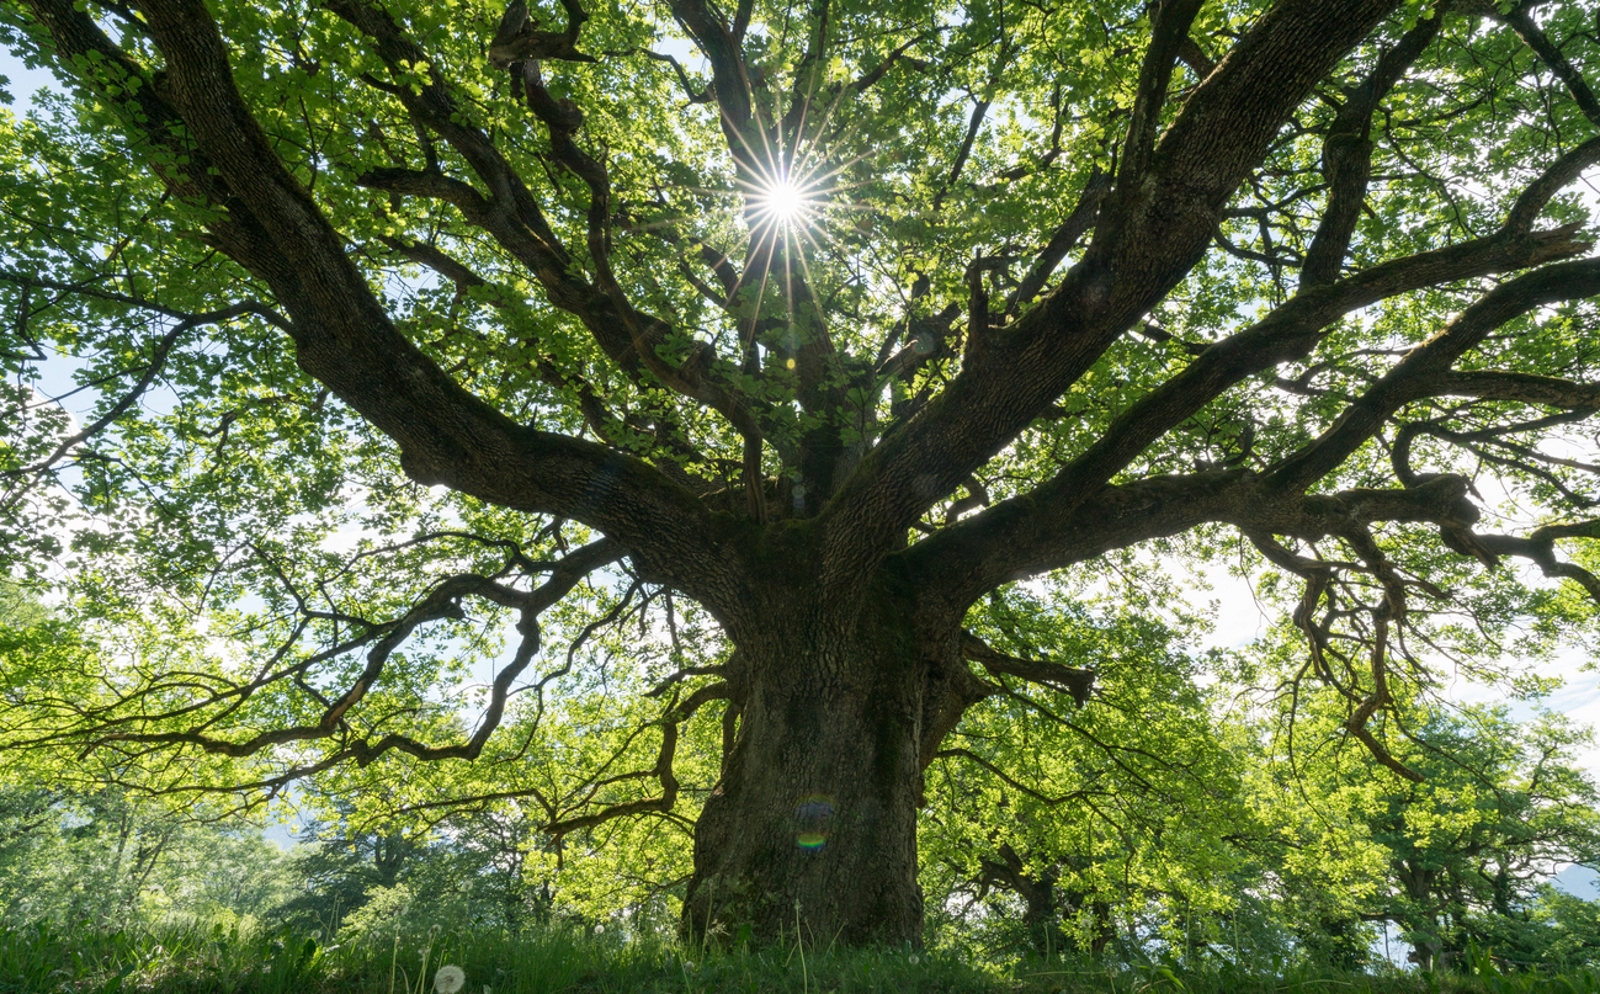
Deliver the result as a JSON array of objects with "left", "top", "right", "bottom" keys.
[{"left": 2, "top": 923, "right": 1598, "bottom": 994}]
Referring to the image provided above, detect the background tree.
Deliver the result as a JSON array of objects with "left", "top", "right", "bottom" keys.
[
  {"left": 272, "top": 811, "right": 425, "bottom": 936},
  {"left": 920, "top": 578, "right": 1247, "bottom": 960},
  {"left": 276, "top": 793, "right": 566, "bottom": 939},
  {"left": 0, "top": 783, "right": 297, "bottom": 932},
  {"left": 1254, "top": 697, "right": 1600, "bottom": 971},
  {"left": 3, "top": 0, "right": 1600, "bottom": 947}
]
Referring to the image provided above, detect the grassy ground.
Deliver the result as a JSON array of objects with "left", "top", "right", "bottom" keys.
[{"left": 2, "top": 921, "right": 1598, "bottom": 994}]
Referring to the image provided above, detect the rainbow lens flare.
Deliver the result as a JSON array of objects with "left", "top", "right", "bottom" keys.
[{"left": 794, "top": 794, "right": 836, "bottom": 852}]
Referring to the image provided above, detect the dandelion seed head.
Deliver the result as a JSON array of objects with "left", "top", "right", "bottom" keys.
[
  {"left": 594, "top": 923, "right": 605, "bottom": 935},
  {"left": 434, "top": 964, "right": 466, "bottom": 994}
]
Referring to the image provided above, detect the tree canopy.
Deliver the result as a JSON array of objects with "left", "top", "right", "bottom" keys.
[{"left": 2, "top": 0, "right": 1600, "bottom": 947}]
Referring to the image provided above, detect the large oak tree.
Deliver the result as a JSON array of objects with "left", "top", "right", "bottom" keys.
[{"left": 3, "top": 0, "right": 1600, "bottom": 946}]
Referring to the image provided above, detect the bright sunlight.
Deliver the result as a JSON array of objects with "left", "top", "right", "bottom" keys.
[{"left": 750, "top": 172, "right": 817, "bottom": 230}]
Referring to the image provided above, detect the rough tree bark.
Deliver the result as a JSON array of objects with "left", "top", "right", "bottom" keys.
[{"left": 684, "top": 575, "right": 935, "bottom": 944}]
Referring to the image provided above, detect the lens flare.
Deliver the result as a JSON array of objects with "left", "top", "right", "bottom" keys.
[
  {"left": 794, "top": 793, "right": 836, "bottom": 852},
  {"left": 768, "top": 179, "right": 804, "bottom": 220},
  {"left": 750, "top": 171, "right": 821, "bottom": 232}
]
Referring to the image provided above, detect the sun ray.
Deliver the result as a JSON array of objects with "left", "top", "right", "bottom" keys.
[
  {"left": 745, "top": 261, "right": 773, "bottom": 354},
  {"left": 783, "top": 247, "right": 796, "bottom": 363},
  {"left": 717, "top": 104, "right": 781, "bottom": 193},
  {"left": 787, "top": 50, "right": 828, "bottom": 174},
  {"left": 666, "top": 58, "right": 890, "bottom": 384},
  {"left": 728, "top": 206, "right": 786, "bottom": 320},
  {"left": 748, "top": 88, "right": 784, "bottom": 190},
  {"left": 791, "top": 235, "right": 834, "bottom": 342},
  {"left": 787, "top": 77, "right": 855, "bottom": 184}
]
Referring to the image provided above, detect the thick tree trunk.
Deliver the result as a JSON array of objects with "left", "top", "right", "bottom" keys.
[{"left": 683, "top": 582, "right": 934, "bottom": 946}]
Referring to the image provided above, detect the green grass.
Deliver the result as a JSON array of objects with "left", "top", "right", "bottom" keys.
[{"left": 2, "top": 920, "right": 1598, "bottom": 994}]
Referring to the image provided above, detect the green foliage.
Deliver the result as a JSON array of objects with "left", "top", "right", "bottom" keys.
[
  {"left": 1234, "top": 639, "right": 1600, "bottom": 972},
  {"left": 2, "top": 0, "right": 1600, "bottom": 960},
  {"left": 0, "top": 0, "right": 1594, "bottom": 815},
  {"left": 283, "top": 804, "right": 564, "bottom": 944},
  {"left": 909, "top": 562, "right": 1600, "bottom": 973},
  {"left": 0, "top": 785, "right": 296, "bottom": 932},
  {"left": 923, "top": 577, "right": 1252, "bottom": 960}
]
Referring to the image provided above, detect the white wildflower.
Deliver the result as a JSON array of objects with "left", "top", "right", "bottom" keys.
[
  {"left": 594, "top": 923, "right": 605, "bottom": 935},
  {"left": 434, "top": 964, "right": 466, "bottom": 994}
]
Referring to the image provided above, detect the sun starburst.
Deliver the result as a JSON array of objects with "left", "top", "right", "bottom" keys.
[{"left": 746, "top": 168, "right": 823, "bottom": 233}]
